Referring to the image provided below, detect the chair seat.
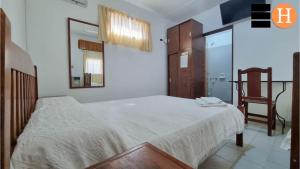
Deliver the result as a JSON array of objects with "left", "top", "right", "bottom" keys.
[{"left": 242, "top": 97, "right": 276, "bottom": 105}]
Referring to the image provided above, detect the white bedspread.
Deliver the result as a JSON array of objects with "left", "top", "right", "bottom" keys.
[{"left": 11, "top": 96, "right": 244, "bottom": 169}]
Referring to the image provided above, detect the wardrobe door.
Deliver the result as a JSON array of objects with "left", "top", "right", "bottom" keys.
[
  {"left": 177, "top": 53, "right": 193, "bottom": 98},
  {"left": 180, "top": 21, "right": 192, "bottom": 51},
  {"left": 167, "top": 26, "right": 179, "bottom": 55},
  {"left": 194, "top": 36, "right": 206, "bottom": 98},
  {"left": 177, "top": 70, "right": 193, "bottom": 98},
  {"left": 168, "top": 54, "right": 179, "bottom": 96}
]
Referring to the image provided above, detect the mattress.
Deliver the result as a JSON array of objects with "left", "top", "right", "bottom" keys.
[{"left": 11, "top": 96, "right": 244, "bottom": 169}]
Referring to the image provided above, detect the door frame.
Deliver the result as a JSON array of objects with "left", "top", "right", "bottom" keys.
[{"left": 203, "top": 25, "right": 234, "bottom": 103}]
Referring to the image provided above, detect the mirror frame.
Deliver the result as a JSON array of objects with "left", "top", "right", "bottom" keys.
[{"left": 67, "top": 17, "right": 105, "bottom": 89}]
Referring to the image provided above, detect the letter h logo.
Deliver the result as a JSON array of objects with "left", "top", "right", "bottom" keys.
[
  {"left": 276, "top": 8, "right": 292, "bottom": 23},
  {"left": 272, "top": 3, "right": 297, "bottom": 29}
]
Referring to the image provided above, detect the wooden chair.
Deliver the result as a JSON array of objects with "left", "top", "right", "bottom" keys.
[
  {"left": 84, "top": 73, "right": 92, "bottom": 87},
  {"left": 238, "top": 67, "right": 276, "bottom": 136}
]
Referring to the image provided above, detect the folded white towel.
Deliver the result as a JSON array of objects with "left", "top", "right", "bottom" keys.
[
  {"left": 196, "top": 97, "right": 227, "bottom": 107},
  {"left": 199, "top": 97, "right": 223, "bottom": 104}
]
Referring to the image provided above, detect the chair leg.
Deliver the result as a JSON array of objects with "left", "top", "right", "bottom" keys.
[
  {"left": 272, "top": 105, "right": 277, "bottom": 130},
  {"left": 244, "top": 103, "right": 248, "bottom": 124},
  {"left": 268, "top": 104, "right": 272, "bottom": 136},
  {"left": 236, "top": 133, "right": 243, "bottom": 147}
]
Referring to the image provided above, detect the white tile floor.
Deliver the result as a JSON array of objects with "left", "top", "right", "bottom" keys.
[{"left": 199, "top": 122, "right": 290, "bottom": 169}]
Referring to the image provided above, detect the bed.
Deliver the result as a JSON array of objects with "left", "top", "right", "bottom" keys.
[
  {"left": 10, "top": 96, "right": 244, "bottom": 169},
  {"left": 0, "top": 9, "right": 244, "bottom": 169}
]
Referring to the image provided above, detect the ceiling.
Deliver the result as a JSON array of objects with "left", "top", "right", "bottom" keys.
[{"left": 123, "top": 0, "right": 224, "bottom": 22}]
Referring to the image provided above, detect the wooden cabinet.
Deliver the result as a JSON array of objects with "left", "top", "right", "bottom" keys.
[{"left": 167, "top": 19, "right": 206, "bottom": 99}]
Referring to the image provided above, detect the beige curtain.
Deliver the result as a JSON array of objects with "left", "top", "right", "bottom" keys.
[{"left": 99, "top": 5, "right": 152, "bottom": 52}]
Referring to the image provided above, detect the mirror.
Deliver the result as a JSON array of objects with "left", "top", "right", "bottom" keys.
[{"left": 68, "top": 18, "right": 105, "bottom": 88}]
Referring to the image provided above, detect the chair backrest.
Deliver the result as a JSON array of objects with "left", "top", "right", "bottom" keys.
[
  {"left": 84, "top": 73, "right": 91, "bottom": 87},
  {"left": 238, "top": 67, "right": 272, "bottom": 106}
]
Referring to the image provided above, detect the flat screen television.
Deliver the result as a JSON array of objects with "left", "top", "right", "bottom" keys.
[{"left": 220, "top": 0, "right": 267, "bottom": 25}]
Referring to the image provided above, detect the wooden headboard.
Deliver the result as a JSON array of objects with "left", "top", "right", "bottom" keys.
[
  {"left": 0, "top": 9, "right": 38, "bottom": 169},
  {"left": 291, "top": 52, "right": 299, "bottom": 169}
]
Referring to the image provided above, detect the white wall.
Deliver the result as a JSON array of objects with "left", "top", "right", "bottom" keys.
[
  {"left": 172, "top": 0, "right": 300, "bottom": 121},
  {"left": 26, "top": 0, "right": 170, "bottom": 103},
  {"left": 2, "top": 0, "right": 27, "bottom": 50}
]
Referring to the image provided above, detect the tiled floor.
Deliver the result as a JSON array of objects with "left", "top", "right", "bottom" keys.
[{"left": 199, "top": 122, "right": 290, "bottom": 169}]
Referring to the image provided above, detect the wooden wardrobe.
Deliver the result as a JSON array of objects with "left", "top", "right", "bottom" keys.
[{"left": 167, "top": 19, "right": 206, "bottom": 99}]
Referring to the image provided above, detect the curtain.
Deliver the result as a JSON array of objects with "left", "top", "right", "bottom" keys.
[
  {"left": 99, "top": 5, "right": 152, "bottom": 52},
  {"left": 83, "top": 51, "right": 103, "bottom": 74}
]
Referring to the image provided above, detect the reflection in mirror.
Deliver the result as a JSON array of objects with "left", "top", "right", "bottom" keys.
[{"left": 68, "top": 18, "right": 105, "bottom": 88}]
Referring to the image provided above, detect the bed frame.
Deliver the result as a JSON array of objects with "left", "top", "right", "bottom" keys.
[
  {"left": 0, "top": 9, "right": 38, "bottom": 169},
  {"left": 291, "top": 52, "right": 299, "bottom": 169}
]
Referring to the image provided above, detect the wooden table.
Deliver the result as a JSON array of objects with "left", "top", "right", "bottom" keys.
[{"left": 86, "top": 143, "right": 193, "bottom": 169}]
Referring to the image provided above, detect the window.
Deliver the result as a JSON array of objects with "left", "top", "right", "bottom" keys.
[
  {"left": 99, "top": 6, "right": 152, "bottom": 52},
  {"left": 85, "top": 58, "right": 101, "bottom": 74},
  {"left": 84, "top": 51, "right": 103, "bottom": 74}
]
